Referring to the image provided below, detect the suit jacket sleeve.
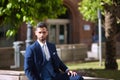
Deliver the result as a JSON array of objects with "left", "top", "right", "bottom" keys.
[{"left": 24, "top": 46, "right": 40, "bottom": 80}]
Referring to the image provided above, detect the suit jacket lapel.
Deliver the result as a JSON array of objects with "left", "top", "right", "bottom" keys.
[
  {"left": 35, "top": 41, "right": 45, "bottom": 64},
  {"left": 46, "top": 42, "right": 53, "bottom": 57},
  {"left": 35, "top": 41, "right": 43, "bottom": 54}
]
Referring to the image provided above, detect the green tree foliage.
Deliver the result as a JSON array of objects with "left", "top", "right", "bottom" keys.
[
  {"left": 0, "top": 0, "right": 66, "bottom": 37},
  {"left": 78, "top": 0, "right": 112, "bottom": 22},
  {"left": 79, "top": 0, "right": 120, "bottom": 70}
]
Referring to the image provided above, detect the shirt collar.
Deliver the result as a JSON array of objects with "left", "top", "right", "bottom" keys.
[{"left": 37, "top": 39, "right": 47, "bottom": 47}]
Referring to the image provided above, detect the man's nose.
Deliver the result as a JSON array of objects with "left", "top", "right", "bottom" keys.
[{"left": 41, "top": 33, "right": 44, "bottom": 36}]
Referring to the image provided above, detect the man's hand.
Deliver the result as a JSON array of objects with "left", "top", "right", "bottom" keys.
[{"left": 67, "top": 70, "right": 77, "bottom": 76}]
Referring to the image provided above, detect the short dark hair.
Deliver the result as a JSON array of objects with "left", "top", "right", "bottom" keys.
[{"left": 36, "top": 22, "right": 47, "bottom": 29}]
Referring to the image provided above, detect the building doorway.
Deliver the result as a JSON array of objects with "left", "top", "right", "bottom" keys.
[{"left": 46, "top": 19, "right": 70, "bottom": 44}]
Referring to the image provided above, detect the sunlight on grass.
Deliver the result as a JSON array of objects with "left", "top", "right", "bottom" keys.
[
  {"left": 65, "top": 59, "right": 120, "bottom": 80},
  {"left": 66, "top": 59, "right": 120, "bottom": 70},
  {"left": 67, "top": 61, "right": 105, "bottom": 70}
]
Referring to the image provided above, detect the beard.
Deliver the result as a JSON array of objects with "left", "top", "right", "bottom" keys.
[{"left": 39, "top": 37, "right": 46, "bottom": 43}]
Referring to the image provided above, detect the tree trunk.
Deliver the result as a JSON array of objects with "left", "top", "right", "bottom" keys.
[{"left": 104, "top": 5, "right": 118, "bottom": 70}]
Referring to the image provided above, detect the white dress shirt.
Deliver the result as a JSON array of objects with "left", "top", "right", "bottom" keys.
[{"left": 37, "top": 40, "right": 50, "bottom": 60}]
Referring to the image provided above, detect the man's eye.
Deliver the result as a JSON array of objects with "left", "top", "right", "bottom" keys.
[
  {"left": 43, "top": 32, "right": 46, "bottom": 34},
  {"left": 38, "top": 32, "right": 46, "bottom": 34}
]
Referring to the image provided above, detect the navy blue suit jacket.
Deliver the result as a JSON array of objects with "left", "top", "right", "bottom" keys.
[{"left": 24, "top": 41, "right": 68, "bottom": 80}]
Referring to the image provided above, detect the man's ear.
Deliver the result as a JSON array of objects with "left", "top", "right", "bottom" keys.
[
  {"left": 46, "top": 31, "right": 48, "bottom": 35},
  {"left": 34, "top": 31, "right": 37, "bottom": 36}
]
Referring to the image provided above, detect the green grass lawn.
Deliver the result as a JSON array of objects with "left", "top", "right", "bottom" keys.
[{"left": 65, "top": 59, "right": 120, "bottom": 80}]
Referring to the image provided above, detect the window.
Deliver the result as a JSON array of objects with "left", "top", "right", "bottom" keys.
[{"left": 0, "top": 26, "right": 14, "bottom": 47}]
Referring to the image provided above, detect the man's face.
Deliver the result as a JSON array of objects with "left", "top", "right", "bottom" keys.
[{"left": 35, "top": 27, "right": 48, "bottom": 43}]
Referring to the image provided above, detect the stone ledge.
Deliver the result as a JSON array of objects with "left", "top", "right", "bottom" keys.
[
  {"left": 0, "top": 70, "right": 113, "bottom": 80},
  {"left": 0, "top": 70, "right": 24, "bottom": 76},
  {"left": 83, "top": 76, "right": 113, "bottom": 80},
  {"left": 0, "top": 70, "right": 27, "bottom": 80}
]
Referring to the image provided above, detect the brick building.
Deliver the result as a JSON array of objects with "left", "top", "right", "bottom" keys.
[
  {"left": 17, "top": 0, "right": 94, "bottom": 46},
  {"left": 0, "top": 0, "right": 100, "bottom": 47}
]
